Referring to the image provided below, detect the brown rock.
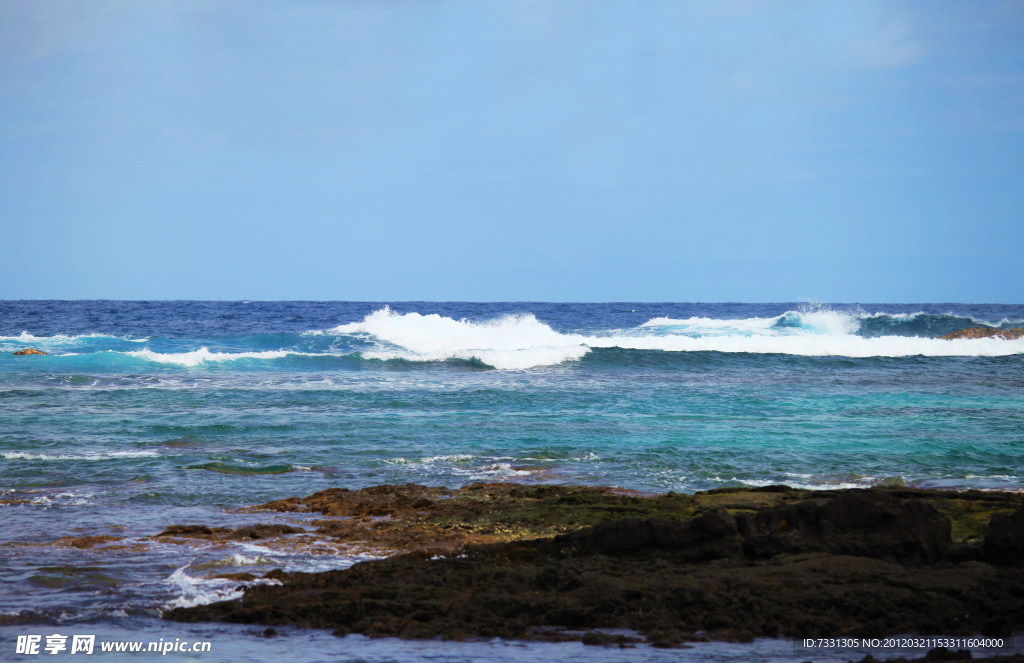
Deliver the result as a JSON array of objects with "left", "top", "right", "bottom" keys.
[
  {"left": 155, "top": 524, "right": 303, "bottom": 541},
  {"left": 940, "top": 327, "right": 1024, "bottom": 340},
  {"left": 214, "top": 572, "right": 258, "bottom": 582},
  {"left": 50, "top": 535, "right": 123, "bottom": 549},
  {"left": 12, "top": 348, "right": 47, "bottom": 356}
]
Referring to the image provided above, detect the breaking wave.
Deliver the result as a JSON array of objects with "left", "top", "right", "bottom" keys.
[
  {"left": 7, "top": 307, "right": 1022, "bottom": 371},
  {"left": 331, "top": 308, "right": 591, "bottom": 370},
  {"left": 122, "top": 348, "right": 307, "bottom": 367},
  {"left": 324, "top": 307, "right": 1023, "bottom": 369}
]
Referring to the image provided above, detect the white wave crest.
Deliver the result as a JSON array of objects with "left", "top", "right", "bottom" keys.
[
  {"left": 162, "top": 566, "right": 281, "bottom": 610},
  {"left": 322, "top": 308, "right": 1024, "bottom": 369},
  {"left": 123, "top": 348, "right": 301, "bottom": 367},
  {"left": 585, "top": 334, "right": 1024, "bottom": 357},
  {"left": 2, "top": 451, "right": 159, "bottom": 461},
  {"left": 332, "top": 307, "right": 591, "bottom": 370},
  {"left": 641, "top": 316, "right": 779, "bottom": 333},
  {"left": 641, "top": 309, "right": 859, "bottom": 337}
]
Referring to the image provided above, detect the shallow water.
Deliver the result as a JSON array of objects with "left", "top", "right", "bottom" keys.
[{"left": 1, "top": 301, "right": 1022, "bottom": 660}]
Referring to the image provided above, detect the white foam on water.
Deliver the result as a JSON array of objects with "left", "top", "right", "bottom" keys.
[
  {"left": 223, "top": 541, "right": 387, "bottom": 574},
  {"left": 24, "top": 490, "right": 96, "bottom": 507},
  {"left": 0, "top": 331, "right": 148, "bottom": 343},
  {"left": 12, "top": 309, "right": 1020, "bottom": 371},
  {"left": 640, "top": 308, "right": 861, "bottom": 336},
  {"left": 736, "top": 477, "right": 875, "bottom": 491},
  {"left": 640, "top": 315, "right": 780, "bottom": 334},
  {"left": 585, "top": 333, "right": 1024, "bottom": 357},
  {"left": 363, "top": 345, "right": 591, "bottom": 370},
  {"left": 123, "top": 347, "right": 306, "bottom": 367},
  {"left": 162, "top": 566, "right": 279, "bottom": 610},
  {"left": 229, "top": 553, "right": 270, "bottom": 566},
  {"left": 384, "top": 454, "right": 538, "bottom": 480},
  {"left": 332, "top": 307, "right": 591, "bottom": 370},
  {"left": 55, "top": 607, "right": 129, "bottom": 623},
  {"left": 1, "top": 450, "right": 159, "bottom": 461},
  {"left": 12, "top": 347, "right": 306, "bottom": 366},
  {"left": 320, "top": 307, "right": 1024, "bottom": 369}
]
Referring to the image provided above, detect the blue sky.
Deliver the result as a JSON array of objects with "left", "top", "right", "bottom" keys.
[{"left": 1, "top": 0, "right": 1022, "bottom": 302}]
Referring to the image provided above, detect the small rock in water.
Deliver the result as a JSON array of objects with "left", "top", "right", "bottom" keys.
[{"left": 13, "top": 348, "right": 47, "bottom": 355}]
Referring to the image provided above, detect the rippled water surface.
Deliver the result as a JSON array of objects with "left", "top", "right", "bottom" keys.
[{"left": 2, "top": 301, "right": 1022, "bottom": 661}]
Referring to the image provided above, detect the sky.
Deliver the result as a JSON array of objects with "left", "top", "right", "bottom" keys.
[{"left": 1, "top": 0, "right": 1022, "bottom": 302}]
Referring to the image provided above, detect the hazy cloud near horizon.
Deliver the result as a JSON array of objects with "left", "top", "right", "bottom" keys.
[{"left": 1, "top": 0, "right": 1022, "bottom": 301}]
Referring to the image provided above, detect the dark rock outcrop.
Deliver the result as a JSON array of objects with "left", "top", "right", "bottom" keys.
[
  {"left": 940, "top": 327, "right": 1024, "bottom": 340},
  {"left": 12, "top": 348, "right": 47, "bottom": 356},
  {"left": 739, "top": 491, "right": 952, "bottom": 564},
  {"left": 983, "top": 504, "right": 1024, "bottom": 565},
  {"left": 524, "top": 490, "right": 953, "bottom": 566},
  {"left": 544, "top": 511, "right": 745, "bottom": 563},
  {"left": 166, "top": 486, "right": 1024, "bottom": 643}
]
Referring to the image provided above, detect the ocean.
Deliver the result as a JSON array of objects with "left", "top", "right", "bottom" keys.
[{"left": 1, "top": 301, "right": 1022, "bottom": 662}]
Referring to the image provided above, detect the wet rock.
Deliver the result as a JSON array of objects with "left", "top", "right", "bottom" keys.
[
  {"left": 983, "top": 504, "right": 1024, "bottom": 565},
  {"left": 547, "top": 512, "right": 744, "bottom": 563},
  {"left": 249, "top": 482, "right": 694, "bottom": 558},
  {"left": 215, "top": 572, "right": 257, "bottom": 582},
  {"left": 155, "top": 524, "right": 303, "bottom": 541},
  {"left": 535, "top": 492, "right": 952, "bottom": 566},
  {"left": 739, "top": 490, "right": 952, "bottom": 564},
  {"left": 229, "top": 524, "right": 304, "bottom": 540},
  {"left": 165, "top": 484, "right": 1024, "bottom": 642},
  {"left": 12, "top": 348, "right": 47, "bottom": 356},
  {"left": 159, "top": 525, "right": 217, "bottom": 537},
  {"left": 50, "top": 535, "right": 123, "bottom": 549},
  {"left": 940, "top": 327, "right": 1024, "bottom": 340}
]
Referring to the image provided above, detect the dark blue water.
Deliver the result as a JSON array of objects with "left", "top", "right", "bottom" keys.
[{"left": 1, "top": 301, "right": 1022, "bottom": 661}]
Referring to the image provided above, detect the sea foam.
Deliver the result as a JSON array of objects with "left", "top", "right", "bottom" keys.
[
  {"left": 2, "top": 451, "right": 160, "bottom": 461},
  {"left": 123, "top": 348, "right": 302, "bottom": 367},
  {"left": 332, "top": 307, "right": 591, "bottom": 370},
  {"left": 325, "top": 308, "right": 1024, "bottom": 369},
  {"left": 0, "top": 332, "right": 148, "bottom": 344}
]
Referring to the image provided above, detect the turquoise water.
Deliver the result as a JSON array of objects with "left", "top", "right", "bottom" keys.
[{"left": 1, "top": 301, "right": 1022, "bottom": 660}]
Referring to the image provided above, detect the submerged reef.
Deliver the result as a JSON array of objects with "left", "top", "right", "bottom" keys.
[
  {"left": 165, "top": 483, "right": 1024, "bottom": 647},
  {"left": 940, "top": 327, "right": 1024, "bottom": 340}
]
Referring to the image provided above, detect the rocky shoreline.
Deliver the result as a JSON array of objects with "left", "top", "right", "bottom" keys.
[{"left": 164, "top": 483, "right": 1024, "bottom": 650}]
